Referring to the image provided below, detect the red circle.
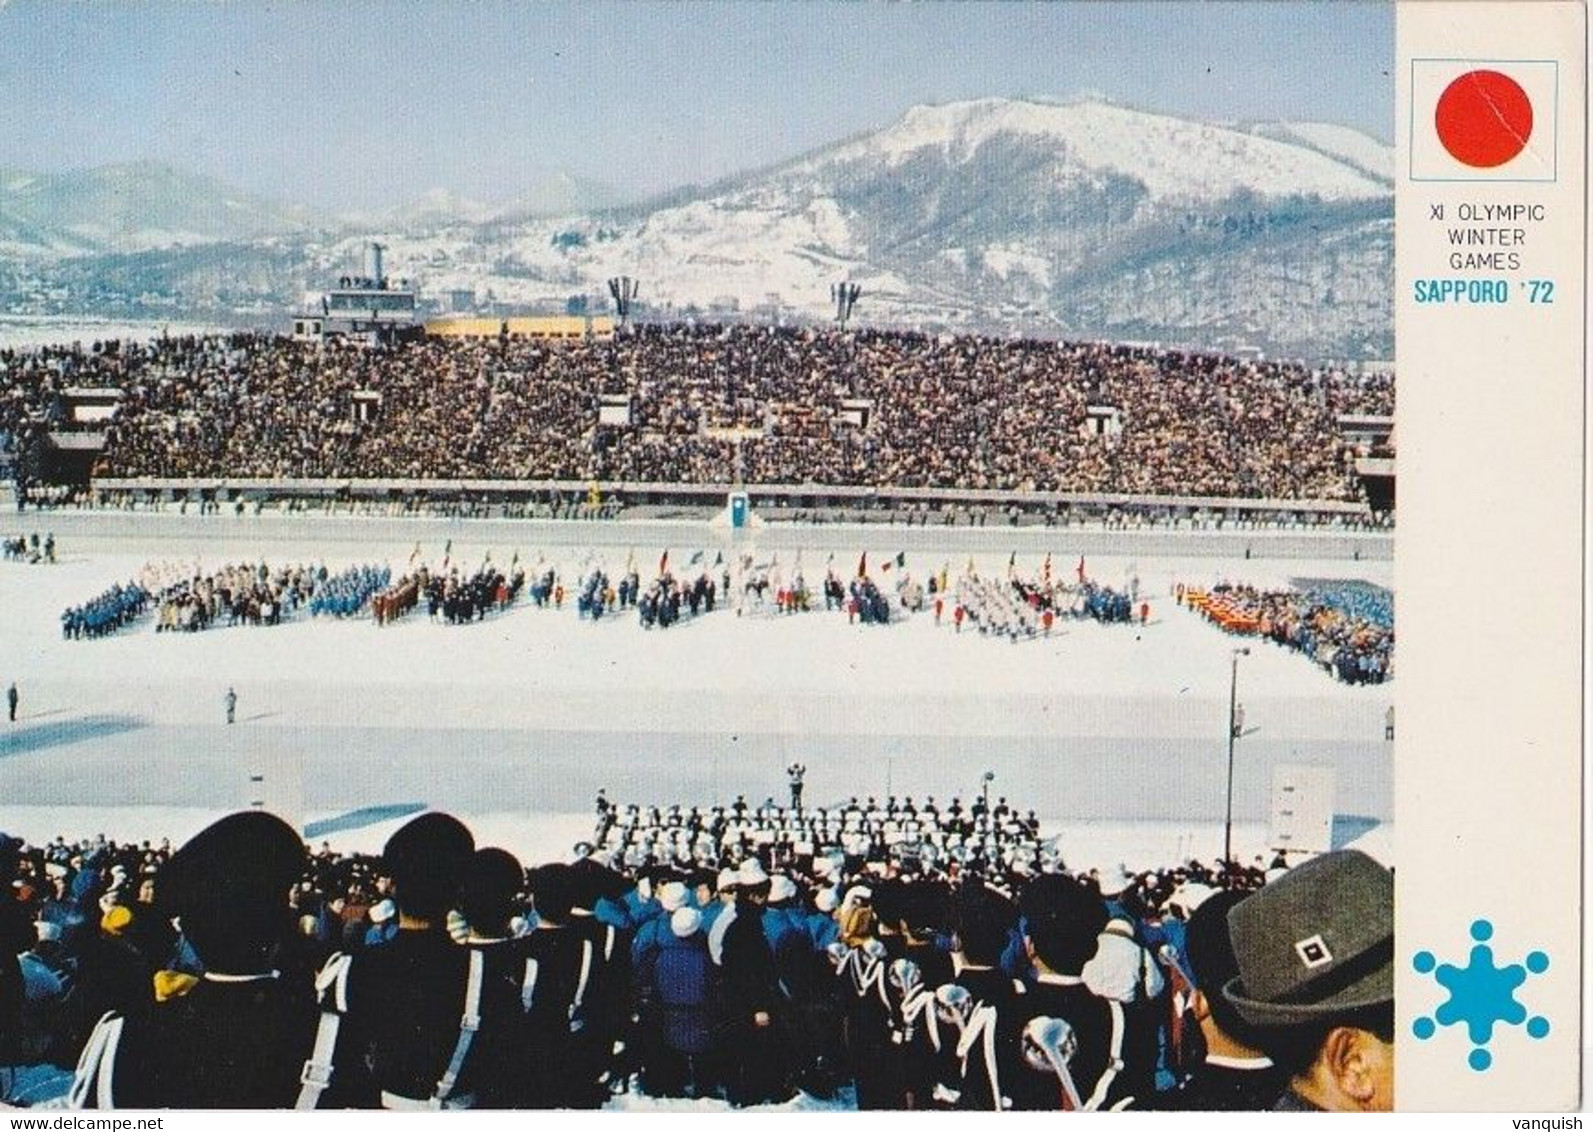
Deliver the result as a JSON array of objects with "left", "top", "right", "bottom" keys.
[{"left": 1435, "top": 70, "right": 1533, "bottom": 168}]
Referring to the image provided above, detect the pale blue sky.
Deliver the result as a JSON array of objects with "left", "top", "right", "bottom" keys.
[{"left": 0, "top": 1, "right": 1393, "bottom": 211}]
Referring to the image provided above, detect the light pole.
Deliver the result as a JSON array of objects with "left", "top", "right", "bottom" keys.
[{"left": 1224, "top": 647, "right": 1251, "bottom": 864}]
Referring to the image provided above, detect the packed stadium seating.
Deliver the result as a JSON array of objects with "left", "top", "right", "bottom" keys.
[{"left": 1, "top": 326, "right": 1394, "bottom": 502}]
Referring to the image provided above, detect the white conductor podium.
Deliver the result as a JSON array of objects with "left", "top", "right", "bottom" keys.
[{"left": 1268, "top": 764, "right": 1336, "bottom": 857}]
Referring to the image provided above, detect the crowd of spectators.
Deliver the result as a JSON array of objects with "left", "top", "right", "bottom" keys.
[
  {"left": 1178, "top": 582, "right": 1394, "bottom": 683},
  {"left": 1, "top": 326, "right": 1393, "bottom": 503},
  {"left": 0, "top": 799, "right": 1394, "bottom": 1112}
]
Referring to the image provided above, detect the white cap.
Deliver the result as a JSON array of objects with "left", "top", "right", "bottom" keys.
[
  {"left": 670, "top": 907, "right": 703, "bottom": 938},
  {"left": 814, "top": 887, "right": 840, "bottom": 913},
  {"left": 842, "top": 884, "right": 873, "bottom": 910},
  {"left": 736, "top": 859, "right": 769, "bottom": 887},
  {"left": 1097, "top": 863, "right": 1136, "bottom": 897},
  {"left": 658, "top": 881, "right": 689, "bottom": 912},
  {"left": 1082, "top": 931, "right": 1167, "bottom": 1003},
  {"left": 1169, "top": 882, "right": 1216, "bottom": 917},
  {"left": 369, "top": 898, "right": 396, "bottom": 924},
  {"left": 767, "top": 875, "right": 798, "bottom": 903},
  {"left": 716, "top": 867, "right": 739, "bottom": 892}
]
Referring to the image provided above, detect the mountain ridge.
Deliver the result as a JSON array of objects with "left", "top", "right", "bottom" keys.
[{"left": 0, "top": 97, "right": 1393, "bottom": 360}]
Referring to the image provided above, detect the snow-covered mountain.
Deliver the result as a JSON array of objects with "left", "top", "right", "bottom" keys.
[
  {"left": 1, "top": 98, "right": 1393, "bottom": 360},
  {"left": 0, "top": 162, "right": 325, "bottom": 257},
  {"left": 401, "top": 97, "right": 1393, "bottom": 358},
  {"left": 356, "top": 172, "right": 627, "bottom": 232}
]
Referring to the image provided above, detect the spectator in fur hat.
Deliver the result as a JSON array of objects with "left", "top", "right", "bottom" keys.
[
  {"left": 451, "top": 848, "right": 533, "bottom": 1109},
  {"left": 68, "top": 811, "right": 313, "bottom": 1109},
  {"left": 1012, "top": 874, "right": 1153, "bottom": 1110},
  {"left": 301, "top": 812, "right": 490, "bottom": 1110},
  {"left": 516, "top": 864, "right": 610, "bottom": 1108},
  {"left": 948, "top": 884, "right": 1026, "bottom": 1111}
]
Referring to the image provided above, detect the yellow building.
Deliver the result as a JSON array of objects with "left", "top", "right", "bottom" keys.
[{"left": 424, "top": 315, "right": 615, "bottom": 342}]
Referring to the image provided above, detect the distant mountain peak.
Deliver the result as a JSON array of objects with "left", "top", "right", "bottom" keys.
[
  {"left": 830, "top": 95, "right": 1390, "bottom": 204},
  {"left": 1, "top": 98, "right": 1392, "bottom": 360}
]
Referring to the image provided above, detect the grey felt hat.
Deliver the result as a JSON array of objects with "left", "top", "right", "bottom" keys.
[{"left": 1222, "top": 849, "right": 1394, "bottom": 1028}]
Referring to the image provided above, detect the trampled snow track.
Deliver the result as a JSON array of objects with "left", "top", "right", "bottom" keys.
[{"left": 0, "top": 512, "right": 1393, "bottom": 869}]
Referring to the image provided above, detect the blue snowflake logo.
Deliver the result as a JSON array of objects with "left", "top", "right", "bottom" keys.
[{"left": 1412, "top": 919, "right": 1550, "bottom": 1071}]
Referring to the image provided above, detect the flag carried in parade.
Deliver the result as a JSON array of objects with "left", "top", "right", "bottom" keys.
[
  {"left": 1043, "top": 552, "right": 1052, "bottom": 585},
  {"left": 659, "top": 550, "right": 669, "bottom": 576},
  {"left": 1008, "top": 551, "right": 1018, "bottom": 579},
  {"left": 690, "top": 549, "right": 704, "bottom": 566},
  {"left": 409, "top": 542, "right": 421, "bottom": 566},
  {"left": 1077, "top": 555, "right": 1086, "bottom": 583},
  {"left": 857, "top": 552, "right": 868, "bottom": 578}
]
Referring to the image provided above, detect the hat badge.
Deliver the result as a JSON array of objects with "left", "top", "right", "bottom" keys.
[{"left": 1294, "top": 934, "right": 1334, "bottom": 969}]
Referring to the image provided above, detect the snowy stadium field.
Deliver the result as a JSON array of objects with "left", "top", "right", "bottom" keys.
[{"left": 0, "top": 512, "right": 1393, "bottom": 872}]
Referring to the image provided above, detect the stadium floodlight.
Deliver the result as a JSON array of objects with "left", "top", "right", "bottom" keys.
[
  {"left": 1223, "top": 647, "right": 1251, "bottom": 864},
  {"left": 831, "top": 281, "right": 862, "bottom": 329},
  {"left": 608, "top": 277, "right": 641, "bottom": 330}
]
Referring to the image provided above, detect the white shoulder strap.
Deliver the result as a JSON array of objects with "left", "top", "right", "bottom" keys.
[
  {"left": 954, "top": 1003, "right": 1004, "bottom": 1112},
  {"left": 707, "top": 906, "right": 735, "bottom": 966},
  {"left": 68, "top": 1011, "right": 124, "bottom": 1110},
  {"left": 1082, "top": 998, "right": 1127, "bottom": 1112},
  {"left": 296, "top": 953, "right": 354, "bottom": 1111},
  {"left": 569, "top": 938, "right": 595, "bottom": 1029},
  {"left": 521, "top": 956, "right": 541, "bottom": 1012},
  {"left": 432, "top": 948, "right": 485, "bottom": 1104}
]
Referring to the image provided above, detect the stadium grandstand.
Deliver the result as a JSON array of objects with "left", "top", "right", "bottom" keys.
[{"left": 0, "top": 323, "right": 1394, "bottom": 523}]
